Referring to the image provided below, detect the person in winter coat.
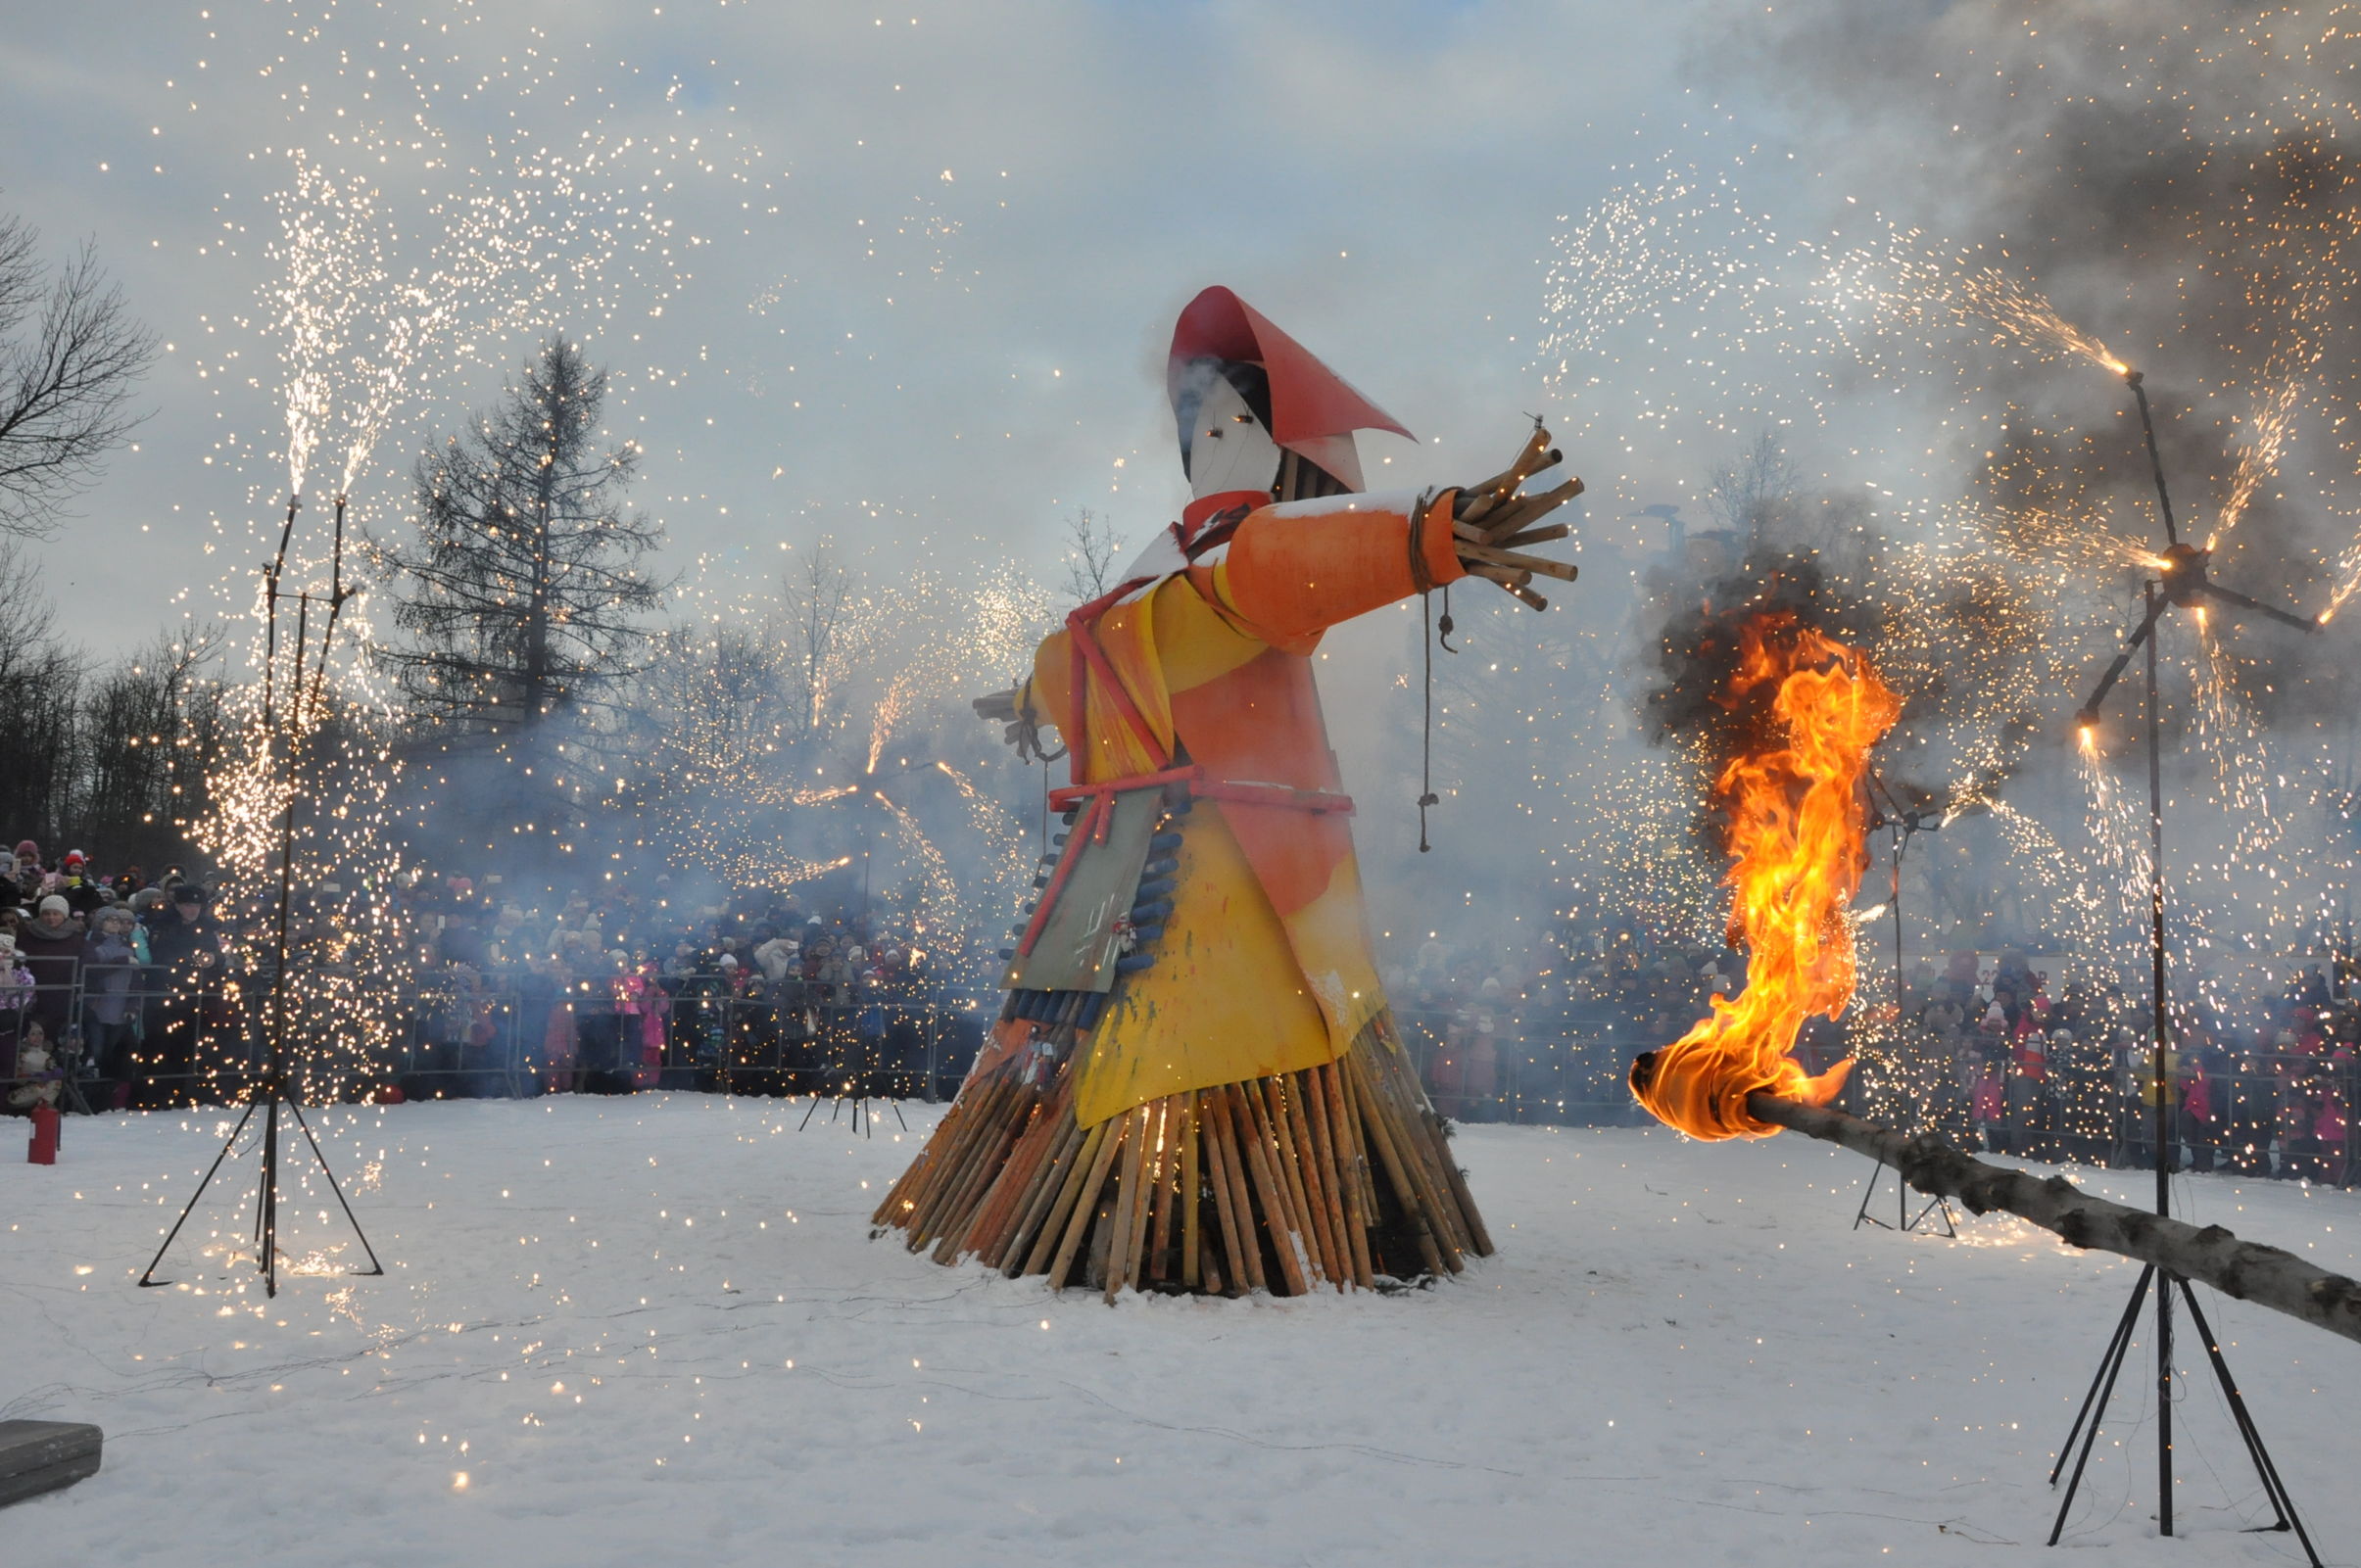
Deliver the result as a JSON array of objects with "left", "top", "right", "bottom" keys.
[
  {"left": 140, "top": 885, "right": 221, "bottom": 1107},
  {"left": 0, "top": 932, "right": 34, "bottom": 1076},
  {"left": 17, "top": 894, "right": 86, "bottom": 1041},
  {"left": 80, "top": 904, "right": 143, "bottom": 1102},
  {"left": 8, "top": 1017, "right": 60, "bottom": 1114},
  {"left": 53, "top": 851, "right": 107, "bottom": 919},
  {"left": 12, "top": 841, "right": 44, "bottom": 907}
]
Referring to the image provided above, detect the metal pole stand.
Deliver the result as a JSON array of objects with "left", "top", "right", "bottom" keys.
[
  {"left": 136, "top": 1069, "right": 386, "bottom": 1298},
  {"left": 2046, "top": 1261, "right": 2319, "bottom": 1564},
  {"left": 136, "top": 494, "right": 382, "bottom": 1301}
]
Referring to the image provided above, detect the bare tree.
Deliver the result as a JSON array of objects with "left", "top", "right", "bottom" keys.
[
  {"left": 1703, "top": 429, "right": 1795, "bottom": 551},
  {"left": 0, "top": 211, "right": 156, "bottom": 537},
  {"left": 76, "top": 626, "right": 226, "bottom": 866},
  {"left": 1060, "top": 507, "right": 1125, "bottom": 602},
  {"left": 377, "top": 336, "right": 667, "bottom": 738},
  {"left": 782, "top": 542, "right": 855, "bottom": 737}
]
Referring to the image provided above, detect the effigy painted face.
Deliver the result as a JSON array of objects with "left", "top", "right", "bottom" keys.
[{"left": 1181, "top": 372, "right": 1281, "bottom": 501}]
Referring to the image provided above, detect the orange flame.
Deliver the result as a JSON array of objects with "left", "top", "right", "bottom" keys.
[{"left": 1630, "top": 613, "right": 1902, "bottom": 1140}]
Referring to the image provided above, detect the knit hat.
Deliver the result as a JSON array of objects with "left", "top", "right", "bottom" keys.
[
  {"left": 38, "top": 894, "right": 69, "bottom": 917},
  {"left": 63, "top": 850, "right": 85, "bottom": 868},
  {"left": 13, "top": 840, "right": 36, "bottom": 862}
]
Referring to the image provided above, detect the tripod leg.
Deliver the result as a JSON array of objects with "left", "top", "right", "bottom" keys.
[
  {"left": 2156, "top": 1259, "right": 2172, "bottom": 1537},
  {"left": 2174, "top": 1278, "right": 2322, "bottom": 1567},
  {"left": 1903, "top": 1190, "right": 1954, "bottom": 1236},
  {"left": 1854, "top": 1159, "right": 1891, "bottom": 1230},
  {"left": 287, "top": 1098, "right": 387, "bottom": 1277},
  {"left": 139, "top": 1099, "right": 261, "bottom": 1287},
  {"left": 262, "top": 1098, "right": 281, "bottom": 1299},
  {"left": 2051, "top": 1264, "right": 2151, "bottom": 1484},
  {"left": 797, "top": 1093, "right": 821, "bottom": 1130},
  {"left": 2049, "top": 1267, "right": 2150, "bottom": 1545}
]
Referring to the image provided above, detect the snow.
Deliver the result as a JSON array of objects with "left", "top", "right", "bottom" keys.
[{"left": 3, "top": 1096, "right": 2355, "bottom": 1566}]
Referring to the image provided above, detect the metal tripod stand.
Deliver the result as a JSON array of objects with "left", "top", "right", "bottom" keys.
[
  {"left": 1852, "top": 791, "right": 1956, "bottom": 1236},
  {"left": 139, "top": 495, "right": 384, "bottom": 1299}
]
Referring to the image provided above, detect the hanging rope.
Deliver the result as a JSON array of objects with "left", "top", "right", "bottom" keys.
[
  {"left": 1408, "top": 488, "right": 1455, "bottom": 853},
  {"left": 1418, "top": 583, "right": 1456, "bottom": 853}
]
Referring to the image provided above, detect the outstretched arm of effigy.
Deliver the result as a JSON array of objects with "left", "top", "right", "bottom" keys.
[
  {"left": 1211, "top": 424, "right": 1583, "bottom": 641},
  {"left": 1207, "top": 489, "right": 1470, "bottom": 648}
]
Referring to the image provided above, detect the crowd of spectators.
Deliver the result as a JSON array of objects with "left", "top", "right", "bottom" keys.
[
  {"left": 1892, "top": 950, "right": 2355, "bottom": 1184},
  {"left": 1379, "top": 913, "right": 2357, "bottom": 1187},
  {"left": 2, "top": 839, "right": 224, "bottom": 1113},
  {"left": 10, "top": 834, "right": 2355, "bottom": 1189},
  {"left": 392, "top": 872, "right": 977, "bottom": 1101},
  {"left": 1, "top": 839, "right": 986, "bottom": 1114}
]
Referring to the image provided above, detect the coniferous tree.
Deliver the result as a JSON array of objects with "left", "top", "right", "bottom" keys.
[{"left": 380, "top": 336, "right": 665, "bottom": 740}]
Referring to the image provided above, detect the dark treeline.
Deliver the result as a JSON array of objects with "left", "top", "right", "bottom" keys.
[{"left": 0, "top": 544, "right": 227, "bottom": 871}]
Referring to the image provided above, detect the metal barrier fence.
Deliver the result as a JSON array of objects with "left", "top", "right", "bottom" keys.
[{"left": 5, "top": 973, "right": 2352, "bottom": 1188}]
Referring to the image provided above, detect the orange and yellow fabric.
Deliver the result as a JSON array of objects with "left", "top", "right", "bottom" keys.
[{"left": 1015, "top": 489, "right": 1466, "bottom": 1127}]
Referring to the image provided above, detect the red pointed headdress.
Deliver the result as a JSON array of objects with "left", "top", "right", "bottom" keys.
[{"left": 1166, "top": 286, "right": 1414, "bottom": 455}]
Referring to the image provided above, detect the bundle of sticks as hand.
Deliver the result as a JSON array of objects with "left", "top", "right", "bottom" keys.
[{"left": 1448, "top": 421, "right": 1582, "bottom": 610}]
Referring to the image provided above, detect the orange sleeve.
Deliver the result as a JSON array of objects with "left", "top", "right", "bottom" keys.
[{"left": 1202, "top": 489, "right": 1466, "bottom": 649}]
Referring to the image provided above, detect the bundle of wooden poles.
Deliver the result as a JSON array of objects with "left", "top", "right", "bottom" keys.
[{"left": 873, "top": 1020, "right": 1492, "bottom": 1299}]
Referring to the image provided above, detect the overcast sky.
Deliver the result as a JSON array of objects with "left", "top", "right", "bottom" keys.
[{"left": 0, "top": 0, "right": 1760, "bottom": 640}]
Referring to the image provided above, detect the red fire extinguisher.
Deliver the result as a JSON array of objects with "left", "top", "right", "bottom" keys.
[{"left": 27, "top": 1104, "right": 60, "bottom": 1164}]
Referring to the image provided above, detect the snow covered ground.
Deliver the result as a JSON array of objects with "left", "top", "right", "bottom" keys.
[{"left": 3, "top": 1095, "right": 2354, "bottom": 1567}]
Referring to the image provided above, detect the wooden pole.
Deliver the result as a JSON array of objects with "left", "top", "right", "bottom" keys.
[
  {"left": 1746, "top": 1093, "right": 2361, "bottom": 1348},
  {"left": 1023, "top": 1117, "right": 1109, "bottom": 1278},
  {"left": 1046, "top": 1115, "right": 1125, "bottom": 1289},
  {"left": 1180, "top": 1091, "right": 1203, "bottom": 1291}
]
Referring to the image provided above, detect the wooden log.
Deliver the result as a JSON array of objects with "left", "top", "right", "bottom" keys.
[
  {"left": 1354, "top": 1042, "right": 1468, "bottom": 1259},
  {"left": 1180, "top": 1091, "right": 1203, "bottom": 1291},
  {"left": 1279, "top": 1072, "right": 1346, "bottom": 1289},
  {"left": 1103, "top": 1104, "right": 1150, "bottom": 1303},
  {"left": 988, "top": 1111, "right": 1080, "bottom": 1271},
  {"left": 1150, "top": 1097, "right": 1180, "bottom": 1284},
  {"left": 1227, "top": 1084, "right": 1311, "bottom": 1296},
  {"left": 1430, "top": 1116, "right": 1495, "bottom": 1259},
  {"left": 1201, "top": 1095, "right": 1258, "bottom": 1293},
  {"left": 874, "top": 1085, "right": 973, "bottom": 1225},
  {"left": 1746, "top": 1093, "right": 2361, "bottom": 1348},
  {"left": 1020, "top": 1117, "right": 1107, "bottom": 1278},
  {"left": 1480, "top": 477, "right": 1585, "bottom": 543},
  {"left": 1496, "top": 522, "right": 1571, "bottom": 548},
  {"left": 1373, "top": 1033, "right": 1485, "bottom": 1259},
  {"left": 940, "top": 1087, "right": 1056, "bottom": 1263},
  {"left": 1255, "top": 1079, "right": 1328, "bottom": 1286},
  {"left": 1456, "top": 541, "right": 1579, "bottom": 583},
  {"left": 1455, "top": 426, "right": 1557, "bottom": 525},
  {"left": 1311, "top": 1062, "right": 1373, "bottom": 1289},
  {"left": 898, "top": 1073, "right": 1010, "bottom": 1239},
  {"left": 975, "top": 1096, "right": 1078, "bottom": 1269},
  {"left": 1331, "top": 1049, "right": 1379, "bottom": 1220},
  {"left": 910, "top": 1076, "right": 1025, "bottom": 1251},
  {"left": 1125, "top": 1099, "right": 1164, "bottom": 1295},
  {"left": 1046, "top": 1113, "right": 1126, "bottom": 1289},
  {"left": 1345, "top": 1048, "right": 1452, "bottom": 1277}
]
